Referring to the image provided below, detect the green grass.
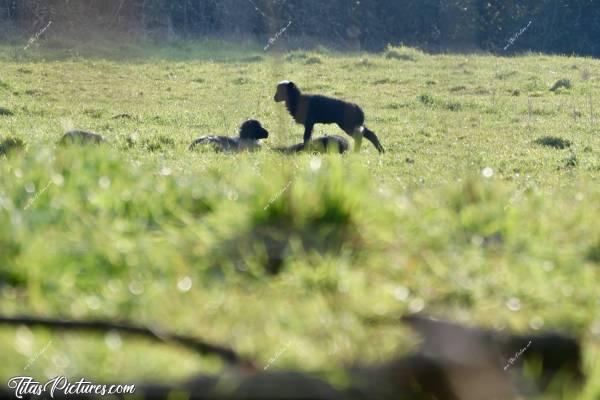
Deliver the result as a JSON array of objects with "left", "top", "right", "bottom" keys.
[{"left": 0, "top": 39, "right": 599, "bottom": 397}]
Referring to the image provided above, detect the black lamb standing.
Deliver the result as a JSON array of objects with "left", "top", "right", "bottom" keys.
[{"left": 274, "top": 81, "right": 384, "bottom": 153}]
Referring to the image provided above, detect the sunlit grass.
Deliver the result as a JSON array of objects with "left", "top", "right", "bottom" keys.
[{"left": 0, "top": 39, "right": 599, "bottom": 397}]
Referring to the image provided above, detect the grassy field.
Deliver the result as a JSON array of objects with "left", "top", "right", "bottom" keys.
[{"left": 1, "top": 38, "right": 599, "bottom": 397}]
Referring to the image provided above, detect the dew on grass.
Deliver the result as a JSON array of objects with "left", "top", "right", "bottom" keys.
[
  {"left": 25, "top": 182, "right": 35, "bottom": 193},
  {"left": 177, "top": 276, "right": 193, "bottom": 292},
  {"left": 14, "top": 168, "right": 23, "bottom": 178},
  {"left": 409, "top": 297, "right": 425, "bottom": 313},
  {"left": 396, "top": 197, "right": 410, "bottom": 210},
  {"left": 493, "top": 321, "right": 507, "bottom": 331},
  {"left": 15, "top": 326, "right": 34, "bottom": 356},
  {"left": 51, "top": 173, "right": 64, "bottom": 186},
  {"left": 506, "top": 297, "right": 521, "bottom": 311},
  {"left": 310, "top": 157, "right": 322, "bottom": 171},
  {"left": 98, "top": 176, "right": 111, "bottom": 189},
  {"left": 160, "top": 166, "right": 172, "bottom": 176},
  {"left": 471, "top": 235, "right": 484, "bottom": 246},
  {"left": 542, "top": 261, "right": 554, "bottom": 272},
  {"left": 393, "top": 285, "right": 409, "bottom": 302},
  {"left": 591, "top": 321, "right": 600, "bottom": 337},
  {"left": 52, "top": 353, "right": 70, "bottom": 369},
  {"left": 529, "top": 316, "right": 544, "bottom": 330},
  {"left": 482, "top": 167, "right": 494, "bottom": 178},
  {"left": 128, "top": 281, "right": 144, "bottom": 295},
  {"left": 225, "top": 188, "right": 238, "bottom": 201},
  {"left": 105, "top": 331, "right": 122, "bottom": 351},
  {"left": 378, "top": 186, "right": 392, "bottom": 198},
  {"left": 107, "top": 279, "right": 121, "bottom": 294},
  {"left": 86, "top": 295, "right": 101, "bottom": 310}
]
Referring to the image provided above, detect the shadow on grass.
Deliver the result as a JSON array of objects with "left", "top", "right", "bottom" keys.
[
  {"left": 215, "top": 187, "right": 362, "bottom": 276},
  {"left": 533, "top": 136, "right": 572, "bottom": 150}
]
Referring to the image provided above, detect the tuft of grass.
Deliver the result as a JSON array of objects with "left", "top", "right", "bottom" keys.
[
  {"left": 418, "top": 93, "right": 436, "bottom": 107},
  {"left": 0, "top": 106, "right": 13, "bottom": 116},
  {"left": 534, "top": 136, "right": 572, "bottom": 149},
  {"left": 83, "top": 108, "right": 104, "bottom": 119},
  {"left": 563, "top": 152, "right": 578, "bottom": 168},
  {"left": 383, "top": 45, "right": 423, "bottom": 61},
  {"left": 304, "top": 56, "right": 322, "bottom": 65},
  {"left": 449, "top": 85, "right": 467, "bottom": 92},
  {"left": 384, "top": 102, "right": 410, "bottom": 110},
  {"left": 284, "top": 52, "right": 309, "bottom": 62},
  {"left": 550, "top": 78, "right": 572, "bottom": 92},
  {"left": 112, "top": 113, "right": 138, "bottom": 121},
  {"left": 141, "top": 135, "right": 175, "bottom": 152},
  {"left": 355, "top": 58, "right": 374, "bottom": 67},
  {"left": 418, "top": 93, "right": 464, "bottom": 111},
  {"left": 232, "top": 77, "right": 251, "bottom": 85},
  {"left": 0, "top": 136, "right": 25, "bottom": 156},
  {"left": 495, "top": 70, "right": 518, "bottom": 80},
  {"left": 587, "top": 239, "right": 600, "bottom": 264},
  {"left": 23, "top": 88, "right": 45, "bottom": 97},
  {"left": 239, "top": 55, "right": 263, "bottom": 63}
]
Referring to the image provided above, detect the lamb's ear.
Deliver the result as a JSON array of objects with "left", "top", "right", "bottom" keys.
[
  {"left": 239, "top": 120, "right": 260, "bottom": 139},
  {"left": 239, "top": 122, "right": 251, "bottom": 139}
]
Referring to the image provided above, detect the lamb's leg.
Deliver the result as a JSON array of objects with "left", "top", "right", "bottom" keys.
[
  {"left": 352, "top": 126, "right": 364, "bottom": 153},
  {"left": 303, "top": 122, "right": 315, "bottom": 146}
]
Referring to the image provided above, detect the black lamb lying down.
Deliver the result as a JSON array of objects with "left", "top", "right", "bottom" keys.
[
  {"left": 275, "top": 134, "right": 349, "bottom": 154},
  {"left": 59, "top": 130, "right": 105, "bottom": 145},
  {"left": 274, "top": 80, "right": 385, "bottom": 154},
  {"left": 189, "top": 119, "right": 269, "bottom": 152},
  {"left": 0, "top": 314, "right": 584, "bottom": 400}
]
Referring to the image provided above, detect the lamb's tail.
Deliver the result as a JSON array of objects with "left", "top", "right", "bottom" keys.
[
  {"left": 189, "top": 138, "right": 205, "bottom": 151},
  {"left": 273, "top": 143, "right": 306, "bottom": 154},
  {"left": 362, "top": 126, "right": 385, "bottom": 154}
]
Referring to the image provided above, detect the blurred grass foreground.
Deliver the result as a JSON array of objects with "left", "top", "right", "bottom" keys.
[{"left": 0, "top": 36, "right": 599, "bottom": 398}]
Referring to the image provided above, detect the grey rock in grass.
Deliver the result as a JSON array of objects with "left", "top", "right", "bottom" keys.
[
  {"left": 550, "top": 79, "right": 572, "bottom": 92},
  {"left": 60, "top": 130, "right": 105, "bottom": 145},
  {"left": 0, "top": 107, "right": 14, "bottom": 116},
  {"left": 0, "top": 137, "right": 25, "bottom": 156}
]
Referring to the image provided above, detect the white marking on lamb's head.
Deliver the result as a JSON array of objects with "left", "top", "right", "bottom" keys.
[{"left": 274, "top": 80, "right": 298, "bottom": 102}]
